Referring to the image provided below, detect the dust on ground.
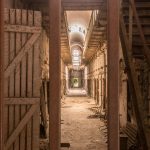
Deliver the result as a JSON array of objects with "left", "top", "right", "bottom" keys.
[{"left": 61, "top": 96, "right": 107, "bottom": 150}]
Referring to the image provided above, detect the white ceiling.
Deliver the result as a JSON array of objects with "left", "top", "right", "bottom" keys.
[
  {"left": 67, "top": 11, "right": 92, "bottom": 29},
  {"left": 66, "top": 11, "right": 92, "bottom": 67}
]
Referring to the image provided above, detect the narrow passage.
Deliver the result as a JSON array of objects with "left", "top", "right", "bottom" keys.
[{"left": 61, "top": 96, "right": 107, "bottom": 150}]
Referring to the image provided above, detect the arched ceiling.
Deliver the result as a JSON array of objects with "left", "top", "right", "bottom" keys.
[
  {"left": 67, "top": 11, "right": 92, "bottom": 45},
  {"left": 66, "top": 11, "right": 92, "bottom": 68},
  {"left": 22, "top": 0, "right": 107, "bottom": 65},
  {"left": 67, "top": 11, "right": 92, "bottom": 28}
]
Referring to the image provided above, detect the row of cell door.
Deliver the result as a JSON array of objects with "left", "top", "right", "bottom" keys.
[{"left": 88, "top": 78, "right": 106, "bottom": 109}]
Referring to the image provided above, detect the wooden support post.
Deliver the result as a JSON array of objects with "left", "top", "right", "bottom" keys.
[
  {"left": 129, "top": 0, "right": 150, "bottom": 65},
  {"left": 120, "top": 15, "right": 149, "bottom": 150},
  {"left": 129, "top": 5, "right": 133, "bottom": 51},
  {"left": 0, "top": 0, "right": 4, "bottom": 150},
  {"left": 107, "top": 0, "right": 119, "bottom": 149},
  {"left": 48, "top": 0, "right": 61, "bottom": 150}
]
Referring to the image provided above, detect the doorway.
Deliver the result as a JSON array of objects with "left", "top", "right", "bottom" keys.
[{"left": 0, "top": 0, "right": 120, "bottom": 150}]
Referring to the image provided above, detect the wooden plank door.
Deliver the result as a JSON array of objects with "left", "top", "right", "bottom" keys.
[{"left": 3, "top": 8, "right": 42, "bottom": 150}]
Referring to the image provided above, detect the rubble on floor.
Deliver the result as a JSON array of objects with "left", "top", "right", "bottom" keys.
[{"left": 61, "top": 96, "right": 107, "bottom": 150}]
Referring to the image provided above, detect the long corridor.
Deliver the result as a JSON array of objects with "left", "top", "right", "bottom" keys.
[{"left": 61, "top": 96, "right": 107, "bottom": 150}]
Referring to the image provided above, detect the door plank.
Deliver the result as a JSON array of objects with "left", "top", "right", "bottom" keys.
[
  {"left": 4, "top": 33, "right": 40, "bottom": 78},
  {"left": 32, "top": 11, "right": 41, "bottom": 150},
  {"left": 27, "top": 10, "right": 34, "bottom": 150},
  {"left": 14, "top": 9, "right": 21, "bottom": 150},
  {"left": 4, "top": 25, "right": 41, "bottom": 33},
  {"left": 9, "top": 9, "right": 15, "bottom": 150},
  {"left": 4, "top": 98, "right": 40, "bottom": 105},
  {"left": 20, "top": 9, "right": 27, "bottom": 150},
  {"left": 4, "top": 9, "right": 9, "bottom": 143},
  {"left": 4, "top": 104, "right": 39, "bottom": 150}
]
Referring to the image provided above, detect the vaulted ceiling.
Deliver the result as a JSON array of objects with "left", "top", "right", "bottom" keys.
[{"left": 23, "top": 0, "right": 107, "bottom": 65}]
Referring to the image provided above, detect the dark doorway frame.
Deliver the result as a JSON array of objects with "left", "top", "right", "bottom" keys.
[{"left": 0, "top": 0, "right": 119, "bottom": 149}]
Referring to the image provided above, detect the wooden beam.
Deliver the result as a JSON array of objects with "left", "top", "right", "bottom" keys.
[
  {"left": 0, "top": 0, "right": 4, "bottom": 150},
  {"left": 129, "top": 5, "right": 133, "bottom": 51},
  {"left": 120, "top": 15, "right": 149, "bottom": 150},
  {"left": 62, "top": 0, "right": 104, "bottom": 10},
  {"left": 48, "top": 0, "right": 61, "bottom": 150},
  {"left": 4, "top": 33, "right": 40, "bottom": 78},
  {"left": 4, "top": 98, "right": 40, "bottom": 105},
  {"left": 62, "top": 0, "right": 103, "bottom": 2},
  {"left": 107, "top": 0, "right": 119, "bottom": 149},
  {"left": 129, "top": 0, "right": 150, "bottom": 66},
  {"left": 4, "top": 25, "right": 42, "bottom": 33},
  {"left": 123, "top": 2, "right": 150, "bottom": 8}
]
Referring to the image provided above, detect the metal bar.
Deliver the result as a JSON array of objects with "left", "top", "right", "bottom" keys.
[
  {"left": 48, "top": 0, "right": 61, "bottom": 149},
  {"left": 107, "top": 0, "right": 119, "bottom": 149},
  {"left": 0, "top": 0, "right": 4, "bottom": 149}
]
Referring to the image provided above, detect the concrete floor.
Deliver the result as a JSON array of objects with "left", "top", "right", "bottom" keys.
[{"left": 61, "top": 96, "right": 107, "bottom": 150}]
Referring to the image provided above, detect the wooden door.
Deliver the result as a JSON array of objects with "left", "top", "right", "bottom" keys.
[{"left": 3, "top": 9, "right": 42, "bottom": 150}]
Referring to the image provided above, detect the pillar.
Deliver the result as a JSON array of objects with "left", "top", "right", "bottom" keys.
[
  {"left": 48, "top": 0, "right": 61, "bottom": 149},
  {"left": 107, "top": 0, "right": 120, "bottom": 149},
  {"left": 0, "top": 0, "right": 4, "bottom": 149}
]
